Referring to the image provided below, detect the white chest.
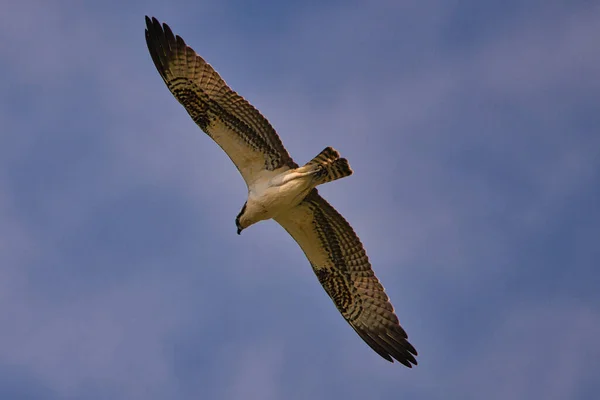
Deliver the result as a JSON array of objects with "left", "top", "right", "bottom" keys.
[{"left": 247, "top": 170, "right": 313, "bottom": 219}]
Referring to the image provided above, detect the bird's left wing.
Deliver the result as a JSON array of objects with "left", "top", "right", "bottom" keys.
[
  {"left": 274, "top": 190, "right": 418, "bottom": 367},
  {"left": 145, "top": 17, "right": 297, "bottom": 186}
]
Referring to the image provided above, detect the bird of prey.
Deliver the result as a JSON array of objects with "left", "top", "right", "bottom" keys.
[{"left": 145, "top": 16, "right": 418, "bottom": 367}]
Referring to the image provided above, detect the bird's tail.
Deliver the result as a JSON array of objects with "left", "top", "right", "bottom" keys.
[{"left": 300, "top": 147, "right": 353, "bottom": 186}]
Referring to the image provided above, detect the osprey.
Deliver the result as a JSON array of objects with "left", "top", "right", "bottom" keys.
[{"left": 145, "top": 16, "right": 418, "bottom": 367}]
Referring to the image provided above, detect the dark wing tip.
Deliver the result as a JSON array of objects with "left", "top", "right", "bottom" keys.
[
  {"left": 386, "top": 327, "right": 418, "bottom": 367},
  {"left": 144, "top": 16, "right": 162, "bottom": 35},
  {"left": 380, "top": 332, "right": 418, "bottom": 368},
  {"left": 144, "top": 16, "right": 187, "bottom": 83},
  {"left": 162, "top": 20, "right": 176, "bottom": 43},
  {"left": 354, "top": 325, "right": 418, "bottom": 367},
  {"left": 145, "top": 16, "right": 166, "bottom": 45},
  {"left": 144, "top": 16, "right": 184, "bottom": 46}
]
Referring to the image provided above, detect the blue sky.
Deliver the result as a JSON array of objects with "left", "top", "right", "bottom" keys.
[{"left": 1, "top": 0, "right": 599, "bottom": 398}]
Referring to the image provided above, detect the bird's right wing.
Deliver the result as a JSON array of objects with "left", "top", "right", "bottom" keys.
[
  {"left": 145, "top": 17, "right": 297, "bottom": 186},
  {"left": 275, "top": 190, "right": 418, "bottom": 367}
]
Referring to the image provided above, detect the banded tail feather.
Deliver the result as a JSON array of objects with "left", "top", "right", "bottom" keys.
[{"left": 304, "top": 146, "right": 353, "bottom": 185}]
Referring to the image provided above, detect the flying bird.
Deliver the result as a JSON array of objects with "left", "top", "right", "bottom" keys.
[{"left": 144, "top": 16, "right": 418, "bottom": 367}]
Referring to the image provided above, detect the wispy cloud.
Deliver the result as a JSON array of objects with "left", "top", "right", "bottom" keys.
[
  {"left": 447, "top": 302, "right": 600, "bottom": 400},
  {"left": 1, "top": 0, "right": 598, "bottom": 399}
]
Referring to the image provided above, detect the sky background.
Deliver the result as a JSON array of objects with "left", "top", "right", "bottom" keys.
[{"left": 1, "top": 0, "right": 599, "bottom": 399}]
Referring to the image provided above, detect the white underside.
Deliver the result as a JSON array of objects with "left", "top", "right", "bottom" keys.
[{"left": 243, "top": 167, "right": 316, "bottom": 227}]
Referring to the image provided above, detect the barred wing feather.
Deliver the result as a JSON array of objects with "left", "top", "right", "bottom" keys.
[{"left": 275, "top": 190, "right": 418, "bottom": 366}]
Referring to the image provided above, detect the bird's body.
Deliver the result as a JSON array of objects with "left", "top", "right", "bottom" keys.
[
  {"left": 241, "top": 148, "right": 352, "bottom": 230},
  {"left": 242, "top": 167, "right": 315, "bottom": 227},
  {"left": 145, "top": 16, "right": 418, "bottom": 367}
]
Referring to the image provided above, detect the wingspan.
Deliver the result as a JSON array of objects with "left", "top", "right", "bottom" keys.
[
  {"left": 275, "top": 190, "right": 418, "bottom": 367},
  {"left": 145, "top": 16, "right": 297, "bottom": 185}
]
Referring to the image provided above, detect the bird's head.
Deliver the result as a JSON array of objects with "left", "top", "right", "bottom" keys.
[{"left": 235, "top": 202, "right": 247, "bottom": 235}]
